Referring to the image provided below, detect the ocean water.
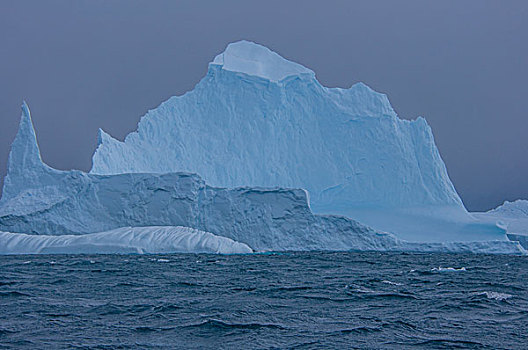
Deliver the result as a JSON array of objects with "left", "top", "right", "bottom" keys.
[{"left": 0, "top": 252, "right": 527, "bottom": 349}]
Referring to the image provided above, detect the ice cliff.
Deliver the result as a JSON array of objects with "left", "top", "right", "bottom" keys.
[
  {"left": 89, "top": 40, "right": 484, "bottom": 242},
  {"left": 0, "top": 103, "right": 524, "bottom": 255}
]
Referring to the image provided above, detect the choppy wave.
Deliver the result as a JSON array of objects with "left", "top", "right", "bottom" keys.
[
  {"left": 0, "top": 251, "right": 526, "bottom": 349},
  {"left": 183, "top": 319, "right": 287, "bottom": 331}
]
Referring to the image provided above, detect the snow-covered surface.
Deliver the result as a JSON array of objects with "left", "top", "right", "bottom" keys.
[
  {"left": 89, "top": 40, "right": 487, "bottom": 242},
  {"left": 211, "top": 40, "right": 314, "bottom": 82},
  {"left": 0, "top": 226, "right": 253, "bottom": 255},
  {"left": 0, "top": 104, "right": 525, "bottom": 255}
]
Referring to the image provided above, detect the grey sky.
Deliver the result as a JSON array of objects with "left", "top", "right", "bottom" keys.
[{"left": 0, "top": 0, "right": 526, "bottom": 211}]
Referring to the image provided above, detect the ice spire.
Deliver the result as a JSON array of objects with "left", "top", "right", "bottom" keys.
[
  {"left": 7, "top": 101, "right": 45, "bottom": 172},
  {"left": 1, "top": 102, "right": 48, "bottom": 201}
]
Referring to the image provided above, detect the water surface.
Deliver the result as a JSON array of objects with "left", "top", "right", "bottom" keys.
[{"left": 0, "top": 252, "right": 527, "bottom": 349}]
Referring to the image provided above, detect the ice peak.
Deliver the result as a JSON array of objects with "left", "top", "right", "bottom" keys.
[
  {"left": 210, "top": 40, "right": 315, "bottom": 82},
  {"left": 97, "top": 128, "right": 114, "bottom": 146},
  {"left": 21, "top": 100, "right": 31, "bottom": 120},
  {"left": 1, "top": 101, "right": 49, "bottom": 201},
  {"left": 8, "top": 101, "right": 44, "bottom": 172}
]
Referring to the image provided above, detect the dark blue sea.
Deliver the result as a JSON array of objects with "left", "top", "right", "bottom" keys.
[{"left": 0, "top": 252, "right": 527, "bottom": 349}]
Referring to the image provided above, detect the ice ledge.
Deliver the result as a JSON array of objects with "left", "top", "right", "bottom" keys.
[
  {"left": 0, "top": 226, "right": 254, "bottom": 255},
  {"left": 210, "top": 40, "right": 315, "bottom": 82}
]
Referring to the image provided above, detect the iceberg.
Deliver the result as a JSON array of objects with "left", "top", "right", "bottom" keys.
[
  {"left": 473, "top": 200, "right": 528, "bottom": 249},
  {"left": 0, "top": 102, "right": 524, "bottom": 255},
  {"left": 89, "top": 40, "right": 501, "bottom": 243},
  {"left": 0, "top": 226, "right": 253, "bottom": 255},
  {"left": 487, "top": 199, "right": 528, "bottom": 218}
]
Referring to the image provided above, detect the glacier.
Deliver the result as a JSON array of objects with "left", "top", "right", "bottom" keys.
[
  {"left": 0, "top": 226, "right": 253, "bottom": 255},
  {"left": 0, "top": 102, "right": 524, "bottom": 255},
  {"left": 89, "top": 40, "right": 505, "bottom": 243}
]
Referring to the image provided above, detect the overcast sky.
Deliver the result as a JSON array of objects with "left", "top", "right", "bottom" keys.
[{"left": 0, "top": 0, "right": 526, "bottom": 211}]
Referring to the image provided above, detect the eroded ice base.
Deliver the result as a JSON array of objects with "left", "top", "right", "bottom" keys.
[{"left": 0, "top": 226, "right": 253, "bottom": 255}]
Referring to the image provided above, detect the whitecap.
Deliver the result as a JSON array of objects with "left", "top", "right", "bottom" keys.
[
  {"left": 382, "top": 280, "right": 403, "bottom": 286},
  {"left": 432, "top": 267, "right": 466, "bottom": 272},
  {"left": 478, "top": 291, "right": 513, "bottom": 301},
  {"left": 352, "top": 286, "right": 376, "bottom": 293}
]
